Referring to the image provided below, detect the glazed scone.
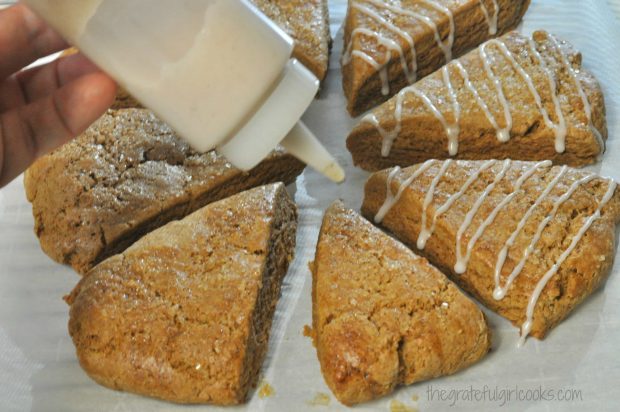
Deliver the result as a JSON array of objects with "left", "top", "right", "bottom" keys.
[
  {"left": 24, "top": 109, "right": 305, "bottom": 275},
  {"left": 362, "top": 160, "right": 620, "bottom": 343},
  {"left": 347, "top": 31, "right": 607, "bottom": 171},
  {"left": 65, "top": 184, "right": 297, "bottom": 404},
  {"left": 343, "top": 0, "right": 530, "bottom": 116},
  {"left": 252, "top": 0, "right": 331, "bottom": 81},
  {"left": 312, "top": 201, "right": 491, "bottom": 405}
]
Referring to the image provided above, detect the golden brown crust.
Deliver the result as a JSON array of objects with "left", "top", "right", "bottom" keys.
[
  {"left": 66, "top": 184, "right": 298, "bottom": 405},
  {"left": 252, "top": 0, "right": 331, "bottom": 81},
  {"left": 347, "top": 31, "right": 607, "bottom": 171},
  {"left": 312, "top": 201, "right": 490, "bottom": 405},
  {"left": 361, "top": 160, "right": 620, "bottom": 339},
  {"left": 24, "top": 109, "right": 305, "bottom": 275},
  {"left": 343, "top": 0, "right": 530, "bottom": 116}
]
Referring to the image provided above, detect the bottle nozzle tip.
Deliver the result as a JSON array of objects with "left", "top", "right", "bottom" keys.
[{"left": 322, "top": 162, "right": 346, "bottom": 183}]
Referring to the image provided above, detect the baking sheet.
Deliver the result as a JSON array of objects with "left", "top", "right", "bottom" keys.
[{"left": 1, "top": 1, "right": 620, "bottom": 411}]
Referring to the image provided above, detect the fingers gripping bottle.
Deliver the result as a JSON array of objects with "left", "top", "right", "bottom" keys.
[{"left": 24, "top": 0, "right": 345, "bottom": 182}]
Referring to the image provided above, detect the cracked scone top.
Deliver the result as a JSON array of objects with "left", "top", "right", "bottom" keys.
[
  {"left": 342, "top": 0, "right": 530, "bottom": 115},
  {"left": 362, "top": 160, "right": 620, "bottom": 343},
  {"left": 24, "top": 109, "right": 305, "bottom": 275},
  {"left": 65, "top": 183, "right": 298, "bottom": 405},
  {"left": 347, "top": 30, "right": 607, "bottom": 171},
  {"left": 312, "top": 201, "right": 490, "bottom": 405}
]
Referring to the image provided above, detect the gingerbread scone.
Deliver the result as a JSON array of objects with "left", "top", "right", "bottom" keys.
[
  {"left": 65, "top": 184, "right": 297, "bottom": 404},
  {"left": 312, "top": 201, "right": 490, "bottom": 405},
  {"left": 252, "top": 0, "right": 331, "bottom": 82},
  {"left": 342, "top": 0, "right": 530, "bottom": 116},
  {"left": 25, "top": 109, "right": 305, "bottom": 275},
  {"left": 362, "top": 160, "right": 620, "bottom": 343},
  {"left": 347, "top": 31, "right": 606, "bottom": 171}
]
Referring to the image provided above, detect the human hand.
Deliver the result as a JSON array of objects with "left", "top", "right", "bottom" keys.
[{"left": 0, "top": 3, "right": 117, "bottom": 188}]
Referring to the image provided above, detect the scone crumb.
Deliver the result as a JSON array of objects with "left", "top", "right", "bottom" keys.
[
  {"left": 390, "top": 399, "right": 418, "bottom": 412},
  {"left": 303, "top": 325, "right": 314, "bottom": 338},
  {"left": 258, "top": 381, "right": 275, "bottom": 399},
  {"left": 306, "top": 392, "right": 331, "bottom": 406},
  {"left": 411, "top": 394, "right": 419, "bottom": 402}
]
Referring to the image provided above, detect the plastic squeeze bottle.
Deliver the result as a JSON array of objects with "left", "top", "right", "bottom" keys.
[{"left": 23, "top": 0, "right": 345, "bottom": 182}]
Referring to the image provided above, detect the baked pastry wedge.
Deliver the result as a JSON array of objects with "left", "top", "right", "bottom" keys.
[
  {"left": 347, "top": 31, "right": 607, "bottom": 171},
  {"left": 362, "top": 160, "right": 620, "bottom": 344},
  {"left": 342, "top": 0, "right": 530, "bottom": 116},
  {"left": 252, "top": 0, "right": 331, "bottom": 81},
  {"left": 311, "top": 201, "right": 490, "bottom": 405},
  {"left": 65, "top": 183, "right": 298, "bottom": 405},
  {"left": 25, "top": 109, "right": 305, "bottom": 275}
]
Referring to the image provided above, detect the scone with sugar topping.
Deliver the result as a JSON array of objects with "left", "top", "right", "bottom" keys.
[
  {"left": 362, "top": 160, "right": 620, "bottom": 344},
  {"left": 347, "top": 31, "right": 606, "bottom": 171},
  {"left": 311, "top": 201, "right": 490, "bottom": 405},
  {"left": 65, "top": 184, "right": 298, "bottom": 404},
  {"left": 252, "top": 0, "right": 331, "bottom": 81},
  {"left": 25, "top": 109, "right": 305, "bottom": 275},
  {"left": 343, "top": 0, "right": 530, "bottom": 116}
]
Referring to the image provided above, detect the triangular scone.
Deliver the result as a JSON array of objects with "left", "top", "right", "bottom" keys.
[
  {"left": 252, "top": 0, "right": 331, "bottom": 81},
  {"left": 347, "top": 31, "right": 607, "bottom": 171},
  {"left": 24, "top": 109, "right": 305, "bottom": 275},
  {"left": 65, "top": 184, "right": 297, "bottom": 405},
  {"left": 362, "top": 160, "right": 620, "bottom": 343},
  {"left": 312, "top": 201, "right": 490, "bottom": 405},
  {"left": 342, "top": 0, "right": 530, "bottom": 116}
]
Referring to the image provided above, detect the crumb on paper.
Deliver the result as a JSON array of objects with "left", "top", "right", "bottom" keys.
[
  {"left": 303, "top": 324, "right": 314, "bottom": 338},
  {"left": 390, "top": 399, "right": 418, "bottom": 412},
  {"left": 306, "top": 392, "right": 331, "bottom": 406},
  {"left": 258, "top": 380, "right": 275, "bottom": 399},
  {"left": 411, "top": 394, "right": 419, "bottom": 402}
]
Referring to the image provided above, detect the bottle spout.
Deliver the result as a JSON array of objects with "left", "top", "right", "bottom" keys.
[{"left": 280, "top": 122, "right": 345, "bottom": 183}]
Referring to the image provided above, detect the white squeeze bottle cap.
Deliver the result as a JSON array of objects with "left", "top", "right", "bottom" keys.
[{"left": 23, "top": 0, "right": 345, "bottom": 183}]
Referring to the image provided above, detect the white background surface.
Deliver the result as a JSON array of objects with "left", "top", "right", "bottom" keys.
[{"left": 1, "top": 1, "right": 620, "bottom": 411}]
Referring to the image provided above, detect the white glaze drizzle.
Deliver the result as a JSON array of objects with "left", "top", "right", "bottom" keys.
[
  {"left": 343, "top": 3, "right": 418, "bottom": 95},
  {"left": 374, "top": 160, "right": 437, "bottom": 223},
  {"left": 419, "top": 160, "right": 454, "bottom": 248},
  {"left": 487, "top": 39, "right": 568, "bottom": 152},
  {"left": 518, "top": 179, "right": 617, "bottom": 346},
  {"left": 371, "top": 158, "right": 617, "bottom": 347},
  {"left": 365, "top": 33, "right": 587, "bottom": 158},
  {"left": 417, "top": 160, "right": 497, "bottom": 249},
  {"left": 479, "top": 41, "right": 513, "bottom": 142},
  {"left": 527, "top": 38, "right": 568, "bottom": 153},
  {"left": 454, "top": 159, "right": 512, "bottom": 273},
  {"left": 343, "top": 0, "right": 455, "bottom": 96},
  {"left": 493, "top": 166, "right": 569, "bottom": 300},
  {"left": 478, "top": 0, "right": 499, "bottom": 35},
  {"left": 442, "top": 65, "right": 461, "bottom": 155},
  {"left": 365, "top": 0, "right": 453, "bottom": 62},
  {"left": 546, "top": 34, "right": 605, "bottom": 154},
  {"left": 455, "top": 161, "right": 551, "bottom": 274}
]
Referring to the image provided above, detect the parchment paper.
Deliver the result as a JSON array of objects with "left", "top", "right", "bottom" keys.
[{"left": 1, "top": 1, "right": 619, "bottom": 410}]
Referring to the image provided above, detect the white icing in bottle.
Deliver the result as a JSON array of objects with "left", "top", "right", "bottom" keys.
[
  {"left": 375, "top": 160, "right": 437, "bottom": 223},
  {"left": 456, "top": 161, "right": 551, "bottom": 274},
  {"left": 518, "top": 179, "right": 617, "bottom": 346},
  {"left": 454, "top": 159, "right": 512, "bottom": 274},
  {"left": 478, "top": 0, "right": 499, "bottom": 35}
]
